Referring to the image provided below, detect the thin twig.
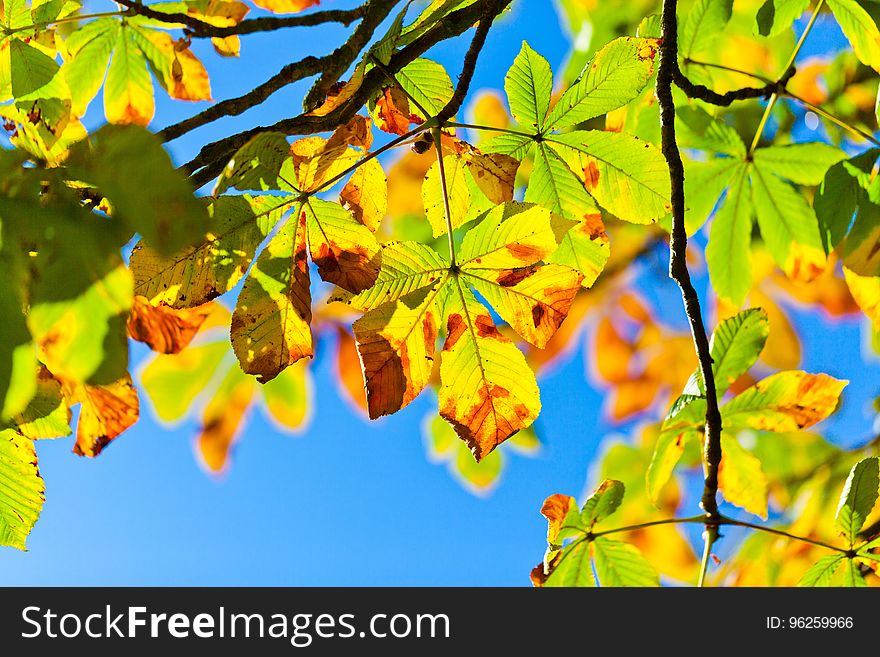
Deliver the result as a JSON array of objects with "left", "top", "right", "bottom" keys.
[
  {"left": 113, "top": 0, "right": 364, "bottom": 38},
  {"left": 719, "top": 518, "right": 849, "bottom": 554},
  {"left": 658, "top": 0, "right": 724, "bottom": 587}
]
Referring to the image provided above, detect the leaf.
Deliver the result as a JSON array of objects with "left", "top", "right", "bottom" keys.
[
  {"left": 463, "top": 151, "right": 520, "bottom": 206},
  {"left": 63, "top": 17, "right": 117, "bottom": 117},
  {"left": 438, "top": 284, "right": 541, "bottom": 460},
  {"left": 835, "top": 457, "right": 880, "bottom": 546},
  {"left": 525, "top": 141, "right": 599, "bottom": 220},
  {"left": 5, "top": 369, "right": 70, "bottom": 440},
  {"left": 540, "top": 493, "right": 582, "bottom": 545},
  {"left": 0, "top": 429, "right": 43, "bottom": 550},
  {"left": 339, "top": 157, "right": 387, "bottom": 232},
  {"left": 680, "top": 0, "right": 733, "bottom": 60},
  {"left": 67, "top": 124, "right": 210, "bottom": 256},
  {"left": 542, "top": 541, "right": 596, "bottom": 587},
  {"left": 372, "top": 86, "right": 413, "bottom": 136},
  {"left": 260, "top": 359, "right": 311, "bottom": 430},
  {"left": 0, "top": 251, "right": 36, "bottom": 421},
  {"left": 127, "top": 296, "right": 213, "bottom": 354},
  {"left": 216, "top": 132, "right": 292, "bottom": 194},
  {"left": 231, "top": 209, "right": 313, "bottom": 383},
  {"left": 646, "top": 430, "right": 690, "bottom": 505},
  {"left": 592, "top": 537, "right": 660, "bottom": 586},
  {"left": 549, "top": 131, "right": 671, "bottom": 224},
  {"left": 141, "top": 341, "right": 229, "bottom": 423},
  {"left": 750, "top": 163, "right": 827, "bottom": 283},
  {"left": 756, "top": 0, "right": 810, "bottom": 37},
  {"left": 718, "top": 434, "right": 768, "bottom": 518},
  {"left": 546, "top": 212, "right": 610, "bottom": 288},
  {"left": 504, "top": 41, "right": 552, "bottom": 132},
  {"left": 130, "top": 26, "right": 211, "bottom": 102},
  {"left": 753, "top": 143, "right": 847, "bottom": 186},
  {"left": 197, "top": 364, "right": 255, "bottom": 474},
  {"left": 65, "top": 375, "right": 139, "bottom": 457},
  {"left": 844, "top": 266, "right": 880, "bottom": 329},
  {"left": 545, "top": 37, "right": 659, "bottom": 130},
  {"left": 103, "top": 23, "right": 154, "bottom": 126},
  {"left": 303, "top": 197, "right": 381, "bottom": 293},
  {"left": 709, "top": 307, "right": 770, "bottom": 396},
  {"left": 422, "top": 154, "right": 470, "bottom": 237},
  {"left": 842, "top": 202, "right": 880, "bottom": 277},
  {"left": 395, "top": 58, "right": 454, "bottom": 121},
  {"left": 676, "top": 107, "right": 747, "bottom": 158},
  {"left": 843, "top": 558, "right": 868, "bottom": 587},
  {"left": 353, "top": 283, "right": 443, "bottom": 419},
  {"left": 580, "top": 479, "right": 625, "bottom": 528},
  {"left": 130, "top": 195, "right": 284, "bottom": 308},
  {"left": 814, "top": 149, "right": 878, "bottom": 253},
  {"left": 798, "top": 554, "right": 845, "bottom": 587},
  {"left": 706, "top": 165, "right": 753, "bottom": 304},
  {"left": 722, "top": 371, "right": 847, "bottom": 432},
  {"left": 826, "top": 0, "right": 880, "bottom": 72}
]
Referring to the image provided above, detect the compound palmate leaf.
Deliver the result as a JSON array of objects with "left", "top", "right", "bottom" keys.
[{"left": 348, "top": 202, "right": 581, "bottom": 459}]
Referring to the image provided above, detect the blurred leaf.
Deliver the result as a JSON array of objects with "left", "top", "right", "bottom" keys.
[
  {"left": 798, "top": 554, "right": 845, "bottom": 586},
  {"left": 580, "top": 479, "right": 625, "bottom": 528},
  {"left": 718, "top": 434, "right": 769, "bottom": 518}
]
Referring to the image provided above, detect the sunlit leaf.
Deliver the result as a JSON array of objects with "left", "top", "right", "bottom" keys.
[
  {"left": 0, "top": 429, "right": 43, "bottom": 550},
  {"left": 798, "top": 554, "right": 845, "bottom": 587},
  {"left": 592, "top": 537, "right": 660, "bottom": 587},
  {"left": 835, "top": 457, "right": 880, "bottom": 546},
  {"left": 65, "top": 374, "right": 139, "bottom": 457},
  {"left": 505, "top": 41, "right": 552, "bottom": 132},
  {"left": 718, "top": 434, "right": 768, "bottom": 518}
]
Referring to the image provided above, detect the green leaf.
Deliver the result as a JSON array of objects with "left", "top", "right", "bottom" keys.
[
  {"left": 709, "top": 308, "right": 770, "bottom": 396},
  {"left": 592, "top": 537, "right": 660, "bottom": 586},
  {"left": 549, "top": 131, "right": 671, "bottom": 224},
  {"left": 8, "top": 39, "right": 67, "bottom": 100},
  {"left": 750, "top": 162, "right": 826, "bottom": 282},
  {"left": 718, "top": 435, "right": 768, "bottom": 518},
  {"left": 333, "top": 241, "right": 447, "bottom": 312},
  {"left": 396, "top": 58, "right": 454, "bottom": 121},
  {"left": 545, "top": 37, "right": 659, "bottom": 130},
  {"left": 753, "top": 143, "right": 847, "bottom": 186},
  {"left": 525, "top": 141, "right": 599, "bottom": 220},
  {"left": 798, "top": 554, "right": 845, "bottom": 587},
  {"left": 680, "top": 0, "right": 733, "bottom": 60},
  {"left": 0, "top": 430, "right": 44, "bottom": 550},
  {"left": 504, "top": 41, "right": 552, "bottom": 132},
  {"left": 103, "top": 22, "right": 154, "bottom": 126},
  {"left": 826, "top": 0, "right": 880, "bottom": 72},
  {"left": 544, "top": 541, "right": 596, "bottom": 587},
  {"left": 4, "top": 371, "right": 71, "bottom": 440},
  {"left": 843, "top": 201, "right": 880, "bottom": 276},
  {"left": 130, "top": 195, "right": 285, "bottom": 308},
  {"left": 681, "top": 157, "right": 742, "bottom": 235},
  {"left": 0, "top": 249, "right": 36, "bottom": 421},
  {"left": 835, "top": 457, "right": 880, "bottom": 546},
  {"left": 62, "top": 17, "right": 117, "bottom": 116},
  {"left": 842, "top": 558, "right": 867, "bottom": 587},
  {"left": 67, "top": 124, "right": 211, "bottom": 256},
  {"left": 546, "top": 212, "right": 610, "bottom": 288},
  {"left": 216, "top": 132, "right": 293, "bottom": 194},
  {"left": 722, "top": 371, "right": 847, "bottom": 433},
  {"left": 580, "top": 479, "right": 625, "bottom": 528},
  {"left": 706, "top": 164, "right": 753, "bottom": 304},
  {"left": 140, "top": 341, "right": 229, "bottom": 423},
  {"left": 647, "top": 430, "right": 691, "bottom": 505},
  {"left": 756, "top": 0, "right": 810, "bottom": 37},
  {"left": 676, "top": 107, "right": 746, "bottom": 157}
]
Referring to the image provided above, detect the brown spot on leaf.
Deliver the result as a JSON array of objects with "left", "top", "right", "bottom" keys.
[
  {"left": 531, "top": 304, "right": 546, "bottom": 328},
  {"left": 581, "top": 213, "right": 608, "bottom": 241},
  {"left": 505, "top": 243, "right": 545, "bottom": 263},
  {"left": 475, "top": 315, "right": 502, "bottom": 338},
  {"left": 497, "top": 266, "right": 538, "bottom": 287},
  {"left": 583, "top": 160, "right": 601, "bottom": 192},
  {"left": 444, "top": 313, "right": 466, "bottom": 350}
]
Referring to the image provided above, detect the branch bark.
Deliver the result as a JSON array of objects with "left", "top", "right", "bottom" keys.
[
  {"left": 182, "top": 0, "right": 512, "bottom": 188},
  {"left": 657, "top": 0, "right": 724, "bottom": 579}
]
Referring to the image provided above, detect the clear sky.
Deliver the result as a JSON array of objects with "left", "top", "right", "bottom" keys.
[{"left": 1, "top": 2, "right": 877, "bottom": 586}]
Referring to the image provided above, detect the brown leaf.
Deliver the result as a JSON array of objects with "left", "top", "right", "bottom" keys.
[
  {"left": 127, "top": 296, "right": 213, "bottom": 354},
  {"left": 64, "top": 375, "right": 140, "bottom": 457},
  {"left": 465, "top": 152, "right": 520, "bottom": 204},
  {"left": 374, "top": 86, "right": 413, "bottom": 136}
]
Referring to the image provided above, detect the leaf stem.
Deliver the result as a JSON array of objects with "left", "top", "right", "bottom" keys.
[
  {"left": 590, "top": 515, "right": 707, "bottom": 538},
  {"left": 698, "top": 531, "right": 715, "bottom": 587},
  {"left": 748, "top": 0, "right": 825, "bottom": 155},
  {"left": 445, "top": 121, "right": 534, "bottom": 137},
  {"left": 719, "top": 517, "right": 850, "bottom": 554},
  {"left": 785, "top": 93, "right": 880, "bottom": 146},
  {"left": 432, "top": 126, "right": 458, "bottom": 267},
  {"left": 683, "top": 58, "right": 774, "bottom": 84}
]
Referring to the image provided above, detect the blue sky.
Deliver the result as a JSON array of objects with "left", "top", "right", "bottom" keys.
[{"left": 1, "top": 3, "right": 878, "bottom": 586}]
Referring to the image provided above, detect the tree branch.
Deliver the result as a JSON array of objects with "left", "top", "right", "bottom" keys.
[
  {"left": 657, "top": 0, "right": 724, "bottom": 584},
  {"left": 114, "top": 0, "right": 365, "bottom": 38},
  {"left": 673, "top": 64, "right": 795, "bottom": 107},
  {"left": 183, "top": 0, "right": 513, "bottom": 188}
]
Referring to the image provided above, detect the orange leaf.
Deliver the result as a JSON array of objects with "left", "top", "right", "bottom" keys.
[
  {"left": 374, "top": 86, "right": 414, "bottom": 136},
  {"left": 64, "top": 375, "right": 140, "bottom": 457},
  {"left": 127, "top": 296, "right": 213, "bottom": 354}
]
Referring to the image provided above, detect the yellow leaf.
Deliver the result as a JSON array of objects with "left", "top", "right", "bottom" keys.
[
  {"left": 248, "top": 0, "right": 319, "bottom": 14},
  {"left": 464, "top": 151, "right": 519, "bottom": 205},
  {"left": 844, "top": 266, "right": 880, "bottom": 329},
  {"left": 197, "top": 367, "right": 255, "bottom": 474},
  {"left": 104, "top": 28, "right": 153, "bottom": 126},
  {"left": 212, "top": 35, "right": 241, "bottom": 57},
  {"left": 140, "top": 30, "right": 212, "bottom": 102},
  {"left": 339, "top": 157, "right": 387, "bottom": 232},
  {"left": 718, "top": 435, "right": 768, "bottom": 518},
  {"left": 64, "top": 375, "right": 139, "bottom": 458},
  {"left": 422, "top": 154, "right": 470, "bottom": 237},
  {"left": 540, "top": 493, "right": 579, "bottom": 545}
]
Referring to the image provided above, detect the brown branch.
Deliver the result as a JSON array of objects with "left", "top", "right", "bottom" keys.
[
  {"left": 159, "top": 0, "right": 396, "bottom": 143},
  {"left": 303, "top": 0, "right": 401, "bottom": 114},
  {"left": 114, "top": 0, "right": 364, "bottom": 38},
  {"left": 658, "top": 0, "right": 724, "bottom": 561},
  {"left": 183, "top": 0, "right": 513, "bottom": 188},
  {"left": 674, "top": 62, "right": 796, "bottom": 107},
  {"left": 435, "top": 0, "right": 506, "bottom": 124}
]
